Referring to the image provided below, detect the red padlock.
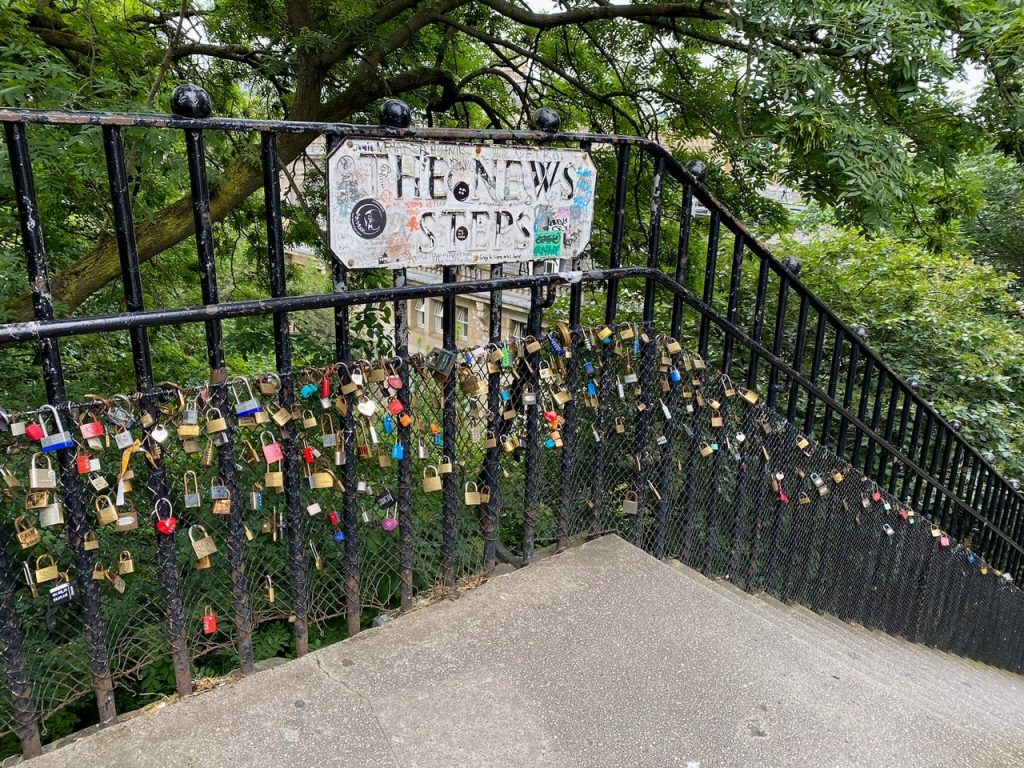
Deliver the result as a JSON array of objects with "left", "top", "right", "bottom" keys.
[
  {"left": 386, "top": 373, "right": 403, "bottom": 390},
  {"left": 80, "top": 419, "right": 104, "bottom": 439},
  {"left": 154, "top": 500, "right": 178, "bottom": 535},
  {"left": 329, "top": 509, "right": 340, "bottom": 525},
  {"left": 543, "top": 411, "right": 559, "bottom": 426},
  {"left": 303, "top": 446, "right": 315, "bottom": 464},
  {"left": 870, "top": 489, "right": 882, "bottom": 503},
  {"left": 202, "top": 606, "right": 217, "bottom": 635},
  {"left": 76, "top": 454, "right": 92, "bottom": 475},
  {"left": 387, "top": 398, "right": 404, "bottom": 416},
  {"left": 321, "top": 377, "right": 331, "bottom": 399},
  {"left": 24, "top": 422, "right": 44, "bottom": 441}
]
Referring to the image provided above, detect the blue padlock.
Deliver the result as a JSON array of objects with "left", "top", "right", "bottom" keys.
[
  {"left": 333, "top": 530, "right": 346, "bottom": 543},
  {"left": 633, "top": 337, "right": 641, "bottom": 355},
  {"left": 434, "top": 433, "right": 443, "bottom": 446},
  {"left": 544, "top": 438, "right": 555, "bottom": 449},
  {"left": 300, "top": 382, "right": 318, "bottom": 399},
  {"left": 602, "top": 336, "right": 613, "bottom": 345},
  {"left": 587, "top": 380, "right": 597, "bottom": 397},
  {"left": 391, "top": 442, "right": 405, "bottom": 460},
  {"left": 584, "top": 361, "right": 595, "bottom": 376},
  {"left": 500, "top": 389, "right": 510, "bottom": 402},
  {"left": 549, "top": 336, "right": 564, "bottom": 356},
  {"left": 967, "top": 553, "right": 977, "bottom": 564},
  {"left": 669, "top": 367, "right": 682, "bottom": 383},
  {"left": 383, "top": 414, "right": 395, "bottom": 435}
]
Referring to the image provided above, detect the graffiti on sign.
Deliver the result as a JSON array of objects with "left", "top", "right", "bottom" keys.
[{"left": 327, "top": 139, "right": 596, "bottom": 269}]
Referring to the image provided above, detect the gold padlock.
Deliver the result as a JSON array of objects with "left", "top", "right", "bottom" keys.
[
  {"left": 479, "top": 485, "right": 492, "bottom": 504},
  {"left": 118, "top": 550, "right": 135, "bottom": 575},
  {"left": 196, "top": 555, "right": 212, "bottom": 570},
  {"left": 34, "top": 554, "right": 59, "bottom": 583},
  {"left": 28, "top": 453, "right": 57, "bottom": 490},
  {"left": 189, "top": 525, "right": 218, "bottom": 560},
  {"left": 265, "top": 575, "right": 276, "bottom": 603},
  {"left": 464, "top": 482, "right": 481, "bottom": 506},
  {"left": 83, "top": 530, "right": 100, "bottom": 551},
  {"left": 14, "top": 516, "right": 40, "bottom": 549},
  {"left": 438, "top": 456, "right": 454, "bottom": 474},
  {"left": 423, "top": 467, "right": 442, "bottom": 493},
  {"left": 94, "top": 494, "right": 118, "bottom": 526},
  {"left": 92, "top": 562, "right": 108, "bottom": 581},
  {"left": 524, "top": 335, "right": 542, "bottom": 354},
  {"left": 615, "top": 417, "right": 626, "bottom": 434},
  {"left": 25, "top": 490, "right": 48, "bottom": 510},
  {"left": 664, "top": 337, "right": 682, "bottom": 355},
  {"left": 710, "top": 409, "right": 724, "bottom": 428},
  {"left": 483, "top": 431, "right": 497, "bottom": 449},
  {"left": 699, "top": 442, "right": 714, "bottom": 458},
  {"left": 206, "top": 408, "right": 228, "bottom": 434}
]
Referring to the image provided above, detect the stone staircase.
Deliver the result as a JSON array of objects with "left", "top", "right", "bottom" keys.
[{"left": 25, "top": 536, "right": 1024, "bottom": 767}]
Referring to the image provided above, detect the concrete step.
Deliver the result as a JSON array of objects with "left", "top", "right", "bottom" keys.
[
  {"left": 25, "top": 536, "right": 1024, "bottom": 768},
  {"left": 668, "top": 559, "right": 1024, "bottom": 741}
]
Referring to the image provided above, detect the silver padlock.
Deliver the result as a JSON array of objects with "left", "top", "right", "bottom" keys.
[
  {"left": 39, "top": 405, "right": 74, "bottom": 453},
  {"left": 150, "top": 424, "right": 169, "bottom": 445}
]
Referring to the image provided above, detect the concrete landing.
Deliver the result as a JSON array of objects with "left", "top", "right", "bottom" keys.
[{"left": 29, "top": 536, "right": 1024, "bottom": 767}]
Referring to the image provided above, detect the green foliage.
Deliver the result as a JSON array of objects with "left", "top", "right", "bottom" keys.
[{"left": 776, "top": 228, "right": 1024, "bottom": 474}]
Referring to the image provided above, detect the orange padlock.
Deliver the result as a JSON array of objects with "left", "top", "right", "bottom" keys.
[{"left": 202, "top": 606, "right": 217, "bottom": 635}]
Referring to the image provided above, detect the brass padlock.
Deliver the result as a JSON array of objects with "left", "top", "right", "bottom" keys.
[
  {"left": 118, "top": 550, "right": 135, "bottom": 575},
  {"left": 14, "top": 515, "right": 40, "bottom": 549},
  {"left": 258, "top": 373, "right": 280, "bottom": 396},
  {"left": 615, "top": 417, "right": 626, "bottom": 434},
  {"left": 189, "top": 525, "right": 218, "bottom": 560},
  {"left": 94, "top": 494, "right": 118, "bottom": 526},
  {"left": 423, "top": 467, "right": 442, "bottom": 493},
  {"left": 196, "top": 555, "right": 212, "bottom": 570},
  {"left": 479, "top": 485, "right": 492, "bottom": 504},
  {"left": 739, "top": 387, "right": 759, "bottom": 404},
  {"left": 524, "top": 335, "right": 542, "bottom": 354},
  {"left": 265, "top": 575, "right": 276, "bottom": 603},
  {"left": 699, "top": 442, "right": 714, "bottom": 458},
  {"left": 206, "top": 407, "right": 228, "bottom": 434},
  {"left": 271, "top": 406, "right": 291, "bottom": 427},
  {"left": 265, "top": 462, "right": 284, "bottom": 489},
  {"left": 483, "top": 431, "right": 497, "bottom": 449},
  {"left": 34, "top": 554, "right": 59, "bottom": 583},
  {"left": 464, "top": 482, "right": 481, "bottom": 506},
  {"left": 92, "top": 562, "right": 108, "bottom": 581},
  {"left": 302, "top": 410, "right": 317, "bottom": 429},
  {"left": 664, "top": 337, "right": 682, "bottom": 355},
  {"left": 25, "top": 490, "right": 49, "bottom": 510},
  {"left": 710, "top": 409, "right": 724, "bottom": 428}
]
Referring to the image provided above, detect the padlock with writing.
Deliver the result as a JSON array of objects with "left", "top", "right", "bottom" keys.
[
  {"left": 189, "top": 525, "right": 218, "bottom": 560},
  {"left": 206, "top": 408, "right": 228, "bottom": 434},
  {"left": 29, "top": 453, "right": 57, "bottom": 490},
  {"left": 94, "top": 494, "right": 118, "bottom": 526},
  {"left": 183, "top": 471, "right": 201, "bottom": 508},
  {"left": 231, "top": 380, "right": 263, "bottom": 418},
  {"left": 35, "top": 555, "right": 59, "bottom": 583},
  {"left": 49, "top": 573, "right": 75, "bottom": 605},
  {"left": 14, "top": 516, "right": 40, "bottom": 549},
  {"left": 39, "top": 405, "right": 74, "bottom": 453}
]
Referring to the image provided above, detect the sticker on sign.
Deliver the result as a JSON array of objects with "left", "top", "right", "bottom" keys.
[{"left": 327, "top": 139, "right": 596, "bottom": 269}]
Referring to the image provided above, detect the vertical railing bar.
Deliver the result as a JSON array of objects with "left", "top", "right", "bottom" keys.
[
  {"left": 900, "top": 404, "right": 924, "bottom": 502},
  {"left": 786, "top": 294, "right": 810, "bottom": 424},
  {"left": 522, "top": 284, "right": 542, "bottom": 560},
  {"left": 920, "top": 427, "right": 948, "bottom": 520},
  {"left": 836, "top": 340, "right": 861, "bottom": 458},
  {"left": 861, "top": 363, "right": 885, "bottom": 476},
  {"left": 261, "top": 132, "right": 308, "bottom": 655},
  {"left": 938, "top": 438, "right": 964, "bottom": 532},
  {"left": 635, "top": 155, "right": 664, "bottom": 549},
  {"left": 850, "top": 357, "right": 874, "bottom": 469},
  {"left": 721, "top": 232, "right": 745, "bottom": 375},
  {"left": 593, "top": 144, "right": 630, "bottom": 534},
  {"left": 818, "top": 327, "right": 844, "bottom": 449},
  {"left": 103, "top": 124, "right": 192, "bottom": 691},
  {"left": 765, "top": 270, "right": 790, "bottom": 411},
  {"left": 326, "top": 133, "right": 361, "bottom": 638},
  {"left": 670, "top": 182, "right": 694, "bottom": 338},
  {"left": 557, "top": 253, "right": 582, "bottom": 551},
  {"left": 910, "top": 415, "right": 934, "bottom": 511},
  {"left": 802, "top": 311, "right": 827, "bottom": 436},
  {"left": 441, "top": 266, "right": 459, "bottom": 581},
  {"left": 393, "top": 269, "right": 414, "bottom": 610},
  {"left": 483, "top": 264, "right": 502, "bottom": 572},
  {"left": 697, "top": 210, "right": 721, "bottom": 357},
  {"left": 4, "top": 121, "right": 117, "bottom": 722},
  {"left": 875, "top": 377, "right": 901, "bottom": 488},
  {"left": 174, "top": 94, "right": 254, "bottom": 673},
  {"left": 745, "top": 257, "right": 771, "bottom": 389}
]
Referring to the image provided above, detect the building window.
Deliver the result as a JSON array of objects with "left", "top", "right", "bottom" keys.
[
  {"left": 414, "top": 299, "right": 427, "bottom": 328},
  {"left": 433, "top": 300, "right": 444, "bottom": 333},
  {"left": 456, "top": 306, "right": 469, "bottom": 340},
  {"left": 509, "top": 319, "right": 527, "bottom": 339}
]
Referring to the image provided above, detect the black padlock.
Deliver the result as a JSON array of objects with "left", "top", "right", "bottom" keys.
[{"left": 377, "top": 488, "right": 396, "bottom": 509}]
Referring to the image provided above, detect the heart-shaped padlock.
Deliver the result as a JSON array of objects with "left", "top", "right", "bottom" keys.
[
  {"left": 156, "top": 515, "right": 177, "bottom": 535},
  {"left": 356, "top": 396, "right": 377, "bottom": 417}
]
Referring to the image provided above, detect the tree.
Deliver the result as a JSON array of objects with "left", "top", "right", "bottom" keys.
[{"left": 3, "top": 0, "right": 1023, "bottom": 327}]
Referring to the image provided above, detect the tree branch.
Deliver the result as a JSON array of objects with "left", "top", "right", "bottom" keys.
[{"left": 475, "top": 0, "right": 729, "bottom": 28}]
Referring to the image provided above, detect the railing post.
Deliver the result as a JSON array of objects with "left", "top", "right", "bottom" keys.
[
  {"left": 522, "top": 285, "right": 542, "bottom": 560},
  {"left": 483, "top": 263, "right": 503, "bottom": 572},
  {"left": 172, "top": 85, "right": 254, "bottom": 672},
  {"left": 261, "top": 131, "right": 308, "bottom": 654},
  {"left": 103, "top": 123, "right": 192, "bottom": 691},
  {"left": 441, "top": 266, "right": 459, "bottom": 581},
  {"left": 4, "top": 120, "right": 116, "bottom": 722}
]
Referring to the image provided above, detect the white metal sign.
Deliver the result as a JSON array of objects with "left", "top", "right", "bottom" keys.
[{"left": 327, "top": 139, "right": 596, "bottom": 269}]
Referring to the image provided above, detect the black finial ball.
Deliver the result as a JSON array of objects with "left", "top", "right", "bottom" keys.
[
  {"left": 380, "top": 99, "right": 411, "bottom": 128},
  {"left": 781, "top": 256, "right": 802, "bottom": 275},
  {"left": 531, "top": 107, "right": 561, "bottom": 134},
  {"left": 686, "top": 159, "right": 708, "bottom": 182},
  {"left": 982, "top": 451, "right": 996, "bottom": 464},
  {"left": 907, "top": 376, "right": 921, "bottom": 392},
  {"left": 853, "top": 324, "right": 869, "bottom": 341},
  {"left": 170, "top": 84, "right": 212, "bottom": 119},
  {"left": 950, "top": 419, "right": 963, "bottom": 432}
]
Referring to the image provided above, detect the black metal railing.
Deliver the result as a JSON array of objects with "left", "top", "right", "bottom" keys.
[{"left": 0, "top": 86, "right": 1020, "bottom": 758}]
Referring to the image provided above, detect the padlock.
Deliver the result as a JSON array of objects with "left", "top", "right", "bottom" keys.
[
  {"left": 811, "top": 473, "right": 828, "bottom": 496},
  {"left": 113, "top": 424, "right": 134, "bottom": 450},
  {"left": 1, "top": 466, "right": 21, "bottom": 489},
  {"left": 258, "top": 373, "right": 280, "bottom": 396},
  {"left": 265, "top": 575, "right": 275, "bottom": 603},
  {"left": 622, "top": 491, "right": 639, "bottom": 515},
  {"left": 710, "top": 409, "right": 724, "bottom": 428},
  {"left": 29, "top": 453, "right": 57, "bottom": 490},
  {"left": 114, "top": 503, "right": 138, "bottom": 532},
  {"left": 381, "top": 509, "right": 399, "bottom": 532},
  {"left": 482, "top": 431, "right": 497, "bottom": 450},
  {"left": 189, "top": 525, "right": 218, "bottom": 560},
  {"left": 665, "top": 337, "right": 682, "bottom": 354},
  {"left": 35, "top": 554, "right": 59, "bottom": 583},
  {"left": 82, "top": 530, "right": 100, "bottom": 551},
  {"left": 832, "top": 468, "right": 845, "bottom": 483},
  {"left": 699, "top": 442, "right": 714, "bottom": 458},
  {"left": 426, "top": 347, "right": 457, "bottom": 380},
  {"left": 378, "top": 448, "right": 392, "bottom": 468},
  {"left": 738, "top": 387, "right": 759, "bottom": 404},
  {"left": 615, "top": 417, "right": 626, "bottom": 434},
  {"left": 596, "top": 326, "right": 613, "bottom": 342},
  {"left": 26, "top": 490, "right": 49, "bottom": 510},
  {"left": 464, "top": 482, "right": 482, "bottom": 506},
  {"left": 154, "top": 499, "right": 178, "bottom": 535},
  {"left": 386, "top": 362, "right": 404, "bottom": 390},
  {"left": 210, "top": 476, "right": 230, "bottom": 500},
  {"left": 14, "top": 515, "right": 40, "bottom": 549},
  {"left": 231, "top": 380, "right": 263, "bottom": 417},
  {"left": 321, "top": 414, "right": 338, "bottom": 448},
  {"left": 94, "top": 494, "right": 118, "bottom": 526},
  {"left": 202, "top": 606, "right": 218, "bottom": 635},
  {"left": 39, "top": 500, "right": 64, "bottom": 528},
  {"left": 80, "top": 415, "right": 105, "bottom": 441},
  {"left": 524, "top": 335, "right": 542, "bottom": 354},
  {"left": 196, "top": 555, "right": 212, "bottom": 570},
  {"left": 39, "top": 405, "right": 74, "bottom": 453},
  {"left": 92, "top": 561, "right": 109, "bottom": 581},
  {"left": 423, "top": 466, "right": 442, "bottom": 493},
  {"left": 49, "top": 572, "right": 75, "bottom": 604},
  {"left": 183, "top": 471, "right": 201, "bottom": 508},
  {"left": 796, "top": 436, "right": 810, "bottom": 450},
  {"left": 391, "top": 442, "right": 405, "bottom": 461},
  {"left": 265, "top": 461, "right": 284, "bottom": 489},
  {"left": 501, "top": 434, "right": 520, "bottom": 452},
  {"left": 206, "top": 408, "right": 228, "bottom": 434},
  {"left": 117, "top": 550, "right": 135, "bottom": 575}
]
